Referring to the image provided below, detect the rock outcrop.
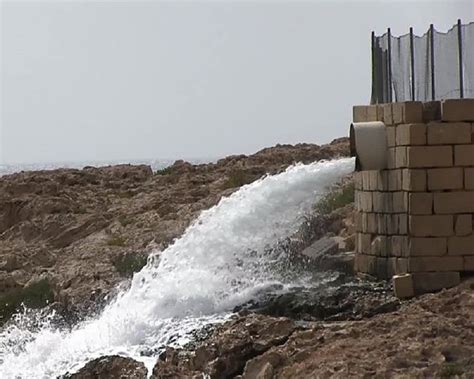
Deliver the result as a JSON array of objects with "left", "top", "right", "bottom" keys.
[{"left": 0, "top": 139, "right": 350, "bottom": 324}]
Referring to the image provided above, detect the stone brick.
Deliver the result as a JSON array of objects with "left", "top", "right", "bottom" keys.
[
  {"left": 407, "top": 146, "right": 453, "bottom": 168},
  {"left": 367, "top": 171, "right": 379, "bottom": 191},
  {"left": 354, "top": 172, "right": 363, "bottom": 190},
  {"left": 355, "top": 253, "right": 377, "bottom": 273},
  {"left": 388, "top": 170, "right": 402, "bottom": 191},
  {"left": 373, "top": 192, "right": 391, "bottom": 213},
  {"left": 393, "top": 274, "right": 414, "bottom": 298},
  {"left": 353, "top": 106, "right": 368, "bottom": 122},
  {"left": 371, "top": 236, "right": 387, "bottom": 256},
  {"left": 392, "top": 102, "right": 403, "bottom": 124},
  {"left": 356, "top": 191, "right": 373, "bottom": 212},
  {"left": 393, "top": 192, "right": 408, "bottom": 213},
  {"left": 409, "top": 237, "right": 447, "bottom": 256},
  {"left": 367, "top": 213, "right": 378, "bottom": 234},
  {"left": 427, "top": 168, "right": 463, "bottom": 190},
  {"left": 434, "top": 192, "right": 474, "bottom": 214},
  {"left": 412, "top": 272, "right": 460, "bottom": 294},
  {"left": 455, "top": 215, "right": 472, "bottom": 236},
  {"left": 386, "top": 126, "right": 396, "bottom": 147},
  {"left": 383, "top": 103, "right": 394, "bottom": 125},
  {"left": 386, "top": 214, "right": 398, "bottom": 235},
  {"left": 395, "top": 147, "right": 407, "bottom": 168},
  {"left": 466, "top": 168, "right": 474, "bottom": 190},
  {"left": 409, "top": 215, "right": 453, "bottom": 237},
  {"left": 408, "top": 256, "right": 463, "bottom": 272},
  {"left": 455, "top": 145, "right": 474, "bottom": 166},
  {"left": 422, "top": 101, "right": 441, "bottom": 122},
  {"left": 391, "top": 235, "right": 408, "bottom": 257},
  {"left": 441, "top": 99, "right": 474, "bottom": 122},
  {"left": 377, "top": 214, "right": 387, "bottom": 234},
  {"left": 354, "top": 212, "right": 362, "bottom": 232},
  {"left": 358, "top": 233, "right": 372, "bottom": 254},
  {"left": 402, "top": 102, "right": 424, "bottom": 123},
  {"left": 388, "top": 258, "right": 409, "bottom": 276},
  {"left": 465, "top": 256, "right": 474, "bottom": 271},
  {"left": 427, "top": 122, "right": 472, "bottom": 145},
  {"left": 396, "top": 124, "right": 426, "bottom": 145},
  {"left": 387, "top": 148, "right": 396, "bottom": 169},
  {"left": 408, "top": 192, "right": 433, "bottom": 215},
  {"left": 448, "top": 235, "right": 474, "bottom": 255},
  {"left": 398, "top": 214, "right": 408, "bottom": 235},
  {"left": 402, "top": 169, "right": 426, "bottom": 191}
]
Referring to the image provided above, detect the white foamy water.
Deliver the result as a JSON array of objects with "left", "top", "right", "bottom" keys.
[{"left": 0, "top": 158, "right": 354, "bottom": 378}]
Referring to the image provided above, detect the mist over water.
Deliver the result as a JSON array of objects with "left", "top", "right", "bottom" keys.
[{"left": 0, "top": 158, "right": 354, "bottom": 378}]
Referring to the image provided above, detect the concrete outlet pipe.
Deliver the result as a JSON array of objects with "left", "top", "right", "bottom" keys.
[{"left": 350, "top": 121, "right": 388, "bottom": 171}]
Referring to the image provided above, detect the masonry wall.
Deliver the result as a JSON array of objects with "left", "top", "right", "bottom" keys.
[{"left": 353, "top": 99, "right": 474, "bottom": 294}]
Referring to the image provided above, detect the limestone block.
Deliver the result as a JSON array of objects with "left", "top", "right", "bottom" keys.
[
  {"left": 448, "top": 235, "right": 474, "bottom": 255},
  {"left": 377, "top": 214, "right": 387, "bottom": 234},
  {"left": 455, "top": 215, "right": 473, "bottom": 236},
  {"left": 391, "top": 235, "right": 408, "bottom": 257},
  {"left": 422, "top": 101, "right": 441, "bottom": 122},
  {"left": 373, "top": 192, "right": 392, "bottom": 213},
  {"left": 358, "top": 233, "right": 372, "bottom": 254},
  {"left": 454, "top": 145, "right": 474, "bottom": 166},
  {"left": 392, "top": 102, "right": 423, "bottom": 124},
  {"left": 383, "top": 103, "right": 394, "bottom": 125},
  {"left": 354, "top": 172, "right": 363, "bottom": 190},
  {"left": 388, "top": 258, "right": 409, "bottom": 276},
  {"left": 396, "top": 124, "right": 426, "bottom": 145},
  {"left": 356, "top": 191, "right": 373, "bottom": 212},
  {"left": 371, "top": 236, "right": 388, "bottom": 256},
  {"left": 409, "top": 237, "right": 447, "bottom": 256},
  {"left": 386, "top": 126, "right": 396, "bottom": 147},
  {"left": 387, "top": 148, "right": 396, "bottom": 169},
  {"left": 441, "top": 99, "right": 474, "bottom": 122},
  {"left": 393, "top": 274, "right": 414, "bottom": 298},
  {"left": 407, "top": 146, "right": 453, "bottom": 168},
  {"left": 388, "top": 170, "right": 402, "bottom": 191},
  {"left": 402, "top": 169, "right": 426, "bottom": 191},
  {"left": 434, "top": 192, "right": 474, "bottom": 214},
  {"left": 465, "top": 256, "right": 474, "bottom": 271},
  {"left": 465, "top": 168, "right": 474, "bottom": 190},
  {"left": 408, "top": 256, "right": 463, "bottom": 272},
  {"left": 398, "top": 214, "right": 408, "bottom": 235},
  {"left": 392, "top": 192, "right": 408, "bottom": 213},
  {"left": 427, "top": 168, "right": 464, "bottom": 190},
  {"left": 367, "top": 213, "right": 378, "bottom": 234},
  {"left": 412, "top": 272, "right": 460, "bottom": 294},
  {"left": 408, "top": 192, "right": 433, "bottom": 215},
  {"left": 409, "top": 215, "right": 453, "bottom": 237},
  {"left": 427, "top": 122, "right": 471, "bottom": 145},
  {"left": 395, "top": 147, "right": 407, "bottom": 168}
]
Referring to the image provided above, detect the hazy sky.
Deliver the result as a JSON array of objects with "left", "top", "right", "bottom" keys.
[{"left": 1, "top": 0, "right": 473, "bottom": 164}]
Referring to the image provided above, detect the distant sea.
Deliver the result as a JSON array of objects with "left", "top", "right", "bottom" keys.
[{"left": 0, "top": 157, "right": 217, "bottom": 177}]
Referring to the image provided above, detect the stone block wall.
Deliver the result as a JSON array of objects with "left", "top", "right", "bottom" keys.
[{"left": 353, "top": 99, "right": 474, "bottom": 294}]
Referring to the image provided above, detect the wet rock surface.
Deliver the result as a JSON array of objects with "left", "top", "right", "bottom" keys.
[{"left": 64, "top": 355, "right": 147, "bottom": 379}]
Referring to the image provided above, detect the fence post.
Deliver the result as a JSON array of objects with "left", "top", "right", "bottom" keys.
[
  {"left": 430, "top": 24, "right": 435, "bottom": 100},
  {"left": 410, "top": 27, "right": 415, "bottom": 101},
  {"left": 387, "top": 28, "right": 392, "bottom": 102},
  {"left": 457, "top": 19, "right": 464, "bottom": 98}
]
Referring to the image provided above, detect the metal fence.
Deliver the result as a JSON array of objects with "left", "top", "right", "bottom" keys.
[{"left": 371, "top": 20, "right": 474, "bottom": 104}]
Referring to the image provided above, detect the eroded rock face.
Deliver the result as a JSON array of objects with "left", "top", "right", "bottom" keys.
[
  {"left": 0, "top": 139, "right": 350, "bottom": 324},
  {"left": 66, "top": 355, "right": 147, "bottom": 379},
  {"left": 150, "top": 314, "right": 296, "bottom": 379}
]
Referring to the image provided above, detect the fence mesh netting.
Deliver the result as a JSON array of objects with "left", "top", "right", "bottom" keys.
[{"left": 371, "top": 22, "right": 474, "bottom": 104}]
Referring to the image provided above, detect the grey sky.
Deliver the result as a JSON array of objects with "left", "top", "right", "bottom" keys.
[{"left": 1, "top": 0, "right": 473, "bottom": 164}]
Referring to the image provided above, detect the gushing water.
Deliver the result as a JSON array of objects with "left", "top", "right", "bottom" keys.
[{"left": 0, "top": 158, "right": 354, "bottom": 378}]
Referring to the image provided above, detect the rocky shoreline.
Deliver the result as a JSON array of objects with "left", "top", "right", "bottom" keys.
[{"left": 2, "top": 138, "right": 473, "bottom": 378}]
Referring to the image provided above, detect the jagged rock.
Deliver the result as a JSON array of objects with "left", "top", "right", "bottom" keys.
[
  {"left": 67, "top": 355, "right": 147, "bottom": 379},
  {"left": 0, "top": 139, "right": 350, "bottom": 323},
  {"left": 151, "top": 314, "right": 296, "bottom": 379}
]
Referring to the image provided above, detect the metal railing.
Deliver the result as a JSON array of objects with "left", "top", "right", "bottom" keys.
[{"left": 371, "top": 19, "right": 474, "bottom": 104}]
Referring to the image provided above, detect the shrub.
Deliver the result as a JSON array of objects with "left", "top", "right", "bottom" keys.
[
  {"left": 155, "top": 166, "right": 174, "bottom": 175},
  {"left": 0, "top": 279, "right": 54, "bottom": 324},
  {"left": 223, "top": 170, "right": 255, "bottom": 189},
  {"left": 106, "top": 236, "right": 127, "bottom": 247},
  {"left": 113, "top": 253, "right": 148, "bottom": 277},
  {"left": 439, "top": 363, "right": 464, "bottom": 378},
  {"left": 314, "top": 181, "right": 355, "bottom": 215}
]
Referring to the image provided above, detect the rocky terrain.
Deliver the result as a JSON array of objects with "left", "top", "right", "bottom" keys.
[
  {"left": 3, "top": 138, "right": 473, "bottom": 378},
  {"left": 0, "top": 139, "right": 349, "bottom": 324}
]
